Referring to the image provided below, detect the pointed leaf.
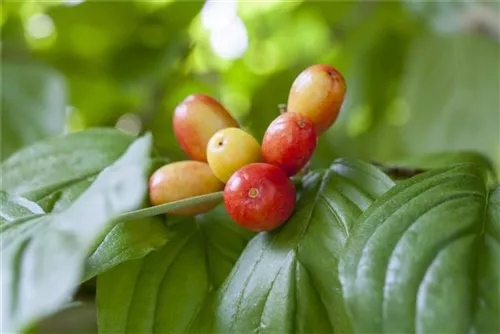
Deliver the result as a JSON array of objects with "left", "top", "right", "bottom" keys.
[
  {"left": 1, "top": 134, "right": 152, "bottom": 332},
  {"left": 97, "top": 206, "right": 254, "bottom": 334},
  {"left": 340, "top": 164, "right": 499, "bottom": 333},
  {"left": 1, "top": 129, "right": 171, "bottom": 284},
  {"left": 205, "top": 159, "right": 394, "bottom": 334},
  {"left": 0, "top": 128, "right": 135, "bottom": 207}
]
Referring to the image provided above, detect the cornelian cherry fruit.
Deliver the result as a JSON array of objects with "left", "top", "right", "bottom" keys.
[
  {"left": 262, "top": 112, "right": 317, "bottom": 176},
  {"left": 207, "top": 128, "right": 262, "bottom": 183},
  {"left": 224, "top": 163, "right": 296, "bottom": 231},
  {"left": 173, "top": 94, "right": 238, "bottom": 161},
  {"left": 287, "top": 64, "right": 346, "bottom": 134},
  {"left": 149, "top": 161, "right": 223, "bottom": 216}
]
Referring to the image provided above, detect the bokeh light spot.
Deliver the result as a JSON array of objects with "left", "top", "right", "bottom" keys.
[
  {"left": 26, "top": 14, "right": 54, "bottom": 39},
  {"left": 116, "top": 114, "right": 142, "bottom": 136},
  {"left": 64, "top": 0, "right": 85, "bottom": 7},
  {"left": 201, "top": 0, "right": 238, "bottom": 32},
  {"left": 209, "top": 16, "right": 248, "bottom": 60}
]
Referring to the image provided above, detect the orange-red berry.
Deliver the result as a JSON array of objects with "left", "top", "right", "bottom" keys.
[
  {"left": 287, "top": 64, "right": 346, "bottom": 134},
  {"left": 262, "top": 112, "right": 317, "bottom": 176},
  {"left": 173, "top": 94, "right": 239, "bottom": 161}
]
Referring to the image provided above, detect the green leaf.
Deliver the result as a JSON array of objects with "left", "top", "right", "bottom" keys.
[
  {"left": 0, "top": 128, "right": 135, "bottom": 207},
  {"left": 97, "top": 205, "right": 255, "bottom": 334},
  {"left": 1, "top": 62, "right": 66, "bottom": 161},
  {"left": 390, "top": 151, "right": 497, "bottom": 181},
  {"left": 0, "top": 191, "right": 44, "bottom": 224},
  {"left": 1, "top": 134, "right": 152, "bottom": 332},
  {"left": 395, "top": 35, "right": 500, "bottom": 173},
  {"left": 83, "top": 216, "right": 170, "bottom": 282},
  {"left": 326, "top": 34, "right": 499, "bottom": 176},
  {"left": 1, "top": 127, "right": 172, "bottom": 284},
  {"left": 82, "top": 192, "right": 226, "bottom": 282},
  {"left": 340, "top": 164, "right": 499, "bottom": 333},
  {"left": 475, "top": 185, "right": 500, "bottom": 333},
  {"left": 200, "top": 159, "right": 394, "bottom": 334}
]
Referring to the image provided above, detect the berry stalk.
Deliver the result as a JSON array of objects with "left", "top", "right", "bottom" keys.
[{"left": 117, "top": 191, "right": 224, "bottom": 222}]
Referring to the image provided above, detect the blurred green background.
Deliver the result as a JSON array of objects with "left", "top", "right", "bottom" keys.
[
  {"left": 2, "top": 0, "right": 499, "bottom": 171},
  {"left": 1, "top": 1, "right": 499, "bottom": 332}
]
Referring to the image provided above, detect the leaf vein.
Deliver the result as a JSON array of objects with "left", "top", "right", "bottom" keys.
[
  {"left": 378, "top": 194, "right": 483, "bottom": 330},
  {"left": 152, "top": 230, "right": 198, "bottom": 333},
  {"left": 320, "top": 196, "right": 349, "bottom": 238}
]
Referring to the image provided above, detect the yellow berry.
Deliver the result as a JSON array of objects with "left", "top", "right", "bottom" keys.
[{"left": 206, "top": 128, "right": 262, "bottom": 183}]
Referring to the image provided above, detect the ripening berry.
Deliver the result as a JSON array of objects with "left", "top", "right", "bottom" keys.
[
  {"left": 173, "top": 94, "right": 239, "bottom": 161},
  {"left": 206, "top": 128, "right": 262, "bottom": 183},
  {"left": 149, "top": 161, "right": 223, "bottom": 216},
  {"left": 262, "top": 112, "right": 317, "bottom": 176},
  {"left": 287, "top": 64, "right": 346, "bottom": 134},
  {"left": 224, "top": 163, "right": 296, "bottom": 231}
]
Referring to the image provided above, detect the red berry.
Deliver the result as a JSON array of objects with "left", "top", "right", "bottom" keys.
[
  {"left": 262, "top": 112, "right": 317, "bottom": 176},
  {"left": 224, "top": 163, "right": 296, "bottom": 231}
]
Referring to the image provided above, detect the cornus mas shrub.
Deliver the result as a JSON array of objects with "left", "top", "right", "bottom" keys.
[{"left": 1, "top": 64, "right": 498, "bottom": 334}]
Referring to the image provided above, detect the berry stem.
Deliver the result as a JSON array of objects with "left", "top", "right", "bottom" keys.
[
  {"left": 278, "top": 103, "right": 287, "bottom": 114},
  {"left": 117, "top": 191, "right": 224, "bottom": 222}
]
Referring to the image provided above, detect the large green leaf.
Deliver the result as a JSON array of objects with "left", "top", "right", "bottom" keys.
[
  {"left": 97, "top": 206, "right": 255, "bottom": 334},
  {"left": 340, "top": 164, "right": 499, "bottom": 333},
  {"left": 1, "top": 134, "right": 152, "bottom": 333},
  {"left": 0, "top": 128, "right": 170, "bottom": 283},
  {"left": 197, "top": 159, "right": 394, "bottom": 334},
  {"left": 0, "top": 128, "right": 135, "bottom": 208},
  {"left": 395, "top": 36, "right": 500, "bottom": 171},
  {"left": 1, "top": 62, "right": 66, "bottom": 161}
]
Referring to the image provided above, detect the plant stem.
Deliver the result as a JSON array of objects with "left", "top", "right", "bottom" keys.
[
  {"left": 117, "top": 176, "right": 303, "bottom": 222},
  {"left": 117, "top": 191, "right": 224, "bottom": 222}
]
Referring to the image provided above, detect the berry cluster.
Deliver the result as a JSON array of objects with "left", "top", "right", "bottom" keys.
[{"left": 149, "top": 64, "right": 346, "bottom": 231}]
